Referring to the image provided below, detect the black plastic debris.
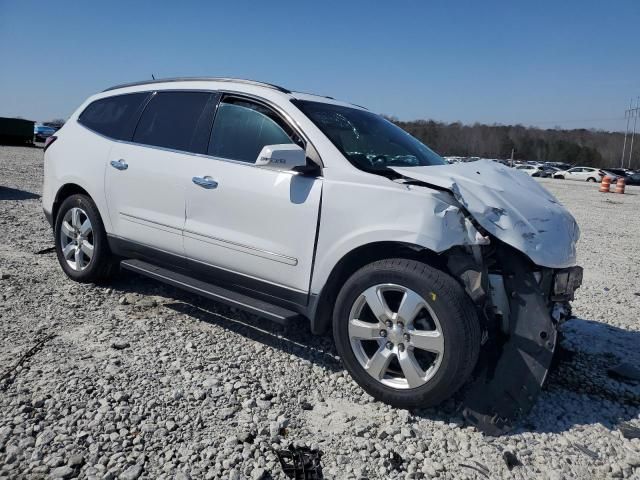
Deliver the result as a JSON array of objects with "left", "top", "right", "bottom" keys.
[
  {"left": 607, "top": 362, "right": 640, "bottom": 383},
  {"left": 300, "top": 401, "right": 313, "bottom": 411},
  {"left": 619, "top": 422, "right": 640, "bottom": 440},
  {"left": 388, "top": 452, "right": 403, "bottom": 472},
  {"left": 572, "top": 443, "right": 598, "bottom": 460},
  {"left": 503, "top": 451, "right": 522, "bottom": 471},
  {"left": 462, "top": 255, "right": 560, "bottom": 436},
  {"left": 276, "top": 445, "right": 323, "bottom": 479},
  {"left": 34, "top": 246, "right": 56, "bottom": 255}
]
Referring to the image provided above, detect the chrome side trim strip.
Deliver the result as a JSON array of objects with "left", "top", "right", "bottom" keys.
[
  {"left": 109, "top": 234, "right": 307, "bottom": 295},
  {"left": 119, "top": 212, "right": 182, "bottom": 234},
  {"left": 184, "top": 229, "right": 298, "bottom": 266}
]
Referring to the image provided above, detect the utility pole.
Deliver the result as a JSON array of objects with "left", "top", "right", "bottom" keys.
[
  {"left": 629, "top": 96, "right": 639, "bottom": 170},
  {"left": 621, "top": 98, "right": 632, "bottom": 168}
]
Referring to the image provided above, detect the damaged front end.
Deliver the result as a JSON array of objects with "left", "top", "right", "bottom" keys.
[
  {"left": 391, "top": 160, "right": 583, "bottom": 434},
  {"left": 449, "top": 243, "right": 582, "bottom": 435}
]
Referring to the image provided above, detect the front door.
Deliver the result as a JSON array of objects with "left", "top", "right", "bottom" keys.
[{"left": 183, "top": 97, "right": 322, "bottom": 303}]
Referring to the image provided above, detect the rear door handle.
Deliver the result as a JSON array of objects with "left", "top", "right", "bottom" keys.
[
  {"left": 110, "top": 159, "right": 128, "bottom": 171},
  {"left": 192, "top": 176, "right": 218, "bottom": 189}
]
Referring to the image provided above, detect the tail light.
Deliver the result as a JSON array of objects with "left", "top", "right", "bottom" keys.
[{"left": 44, "top": 135, "right": 57, "bottom": 152}]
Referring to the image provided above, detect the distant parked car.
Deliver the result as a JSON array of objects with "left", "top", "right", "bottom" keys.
[
  {"left": 515, "top": 165, "right": 541, "bottom": 176},
  {"left": 545, "top": 162, "right": 573, "bottom": 170},
  {"left": 625, "top": 173, "right": 640, "bottom": 186},
  {"left": 34, "top": 124, "right": 57, "bottom": 142},
  {"left": 539, "top": 166, "right": 561, "bottom": 177},
  {"left": 553, "top": 167, "right": 604, "bottom": 182},
  {"left": 529, "top": 166, "right": 561, "bottom": 178},
  {"left": 602, "top": 168, "right": 628, "bottom": 180}
]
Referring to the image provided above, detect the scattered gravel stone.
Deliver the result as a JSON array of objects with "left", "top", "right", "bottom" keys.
[
  {"left": 110, "top": 339, "right": 131, "bottom": 350},
  {"left": 119, "top": 464, "right": 143, "bottom": 480},
  {"left": 49, "top": 465, "right": 75, "bottom": 479},
  {"left": 35, "top": 429, "right": 55, "bottom": 448},
  {"left": 67, "top": 454, "right": 84, "bottom": 467},
  {"left": 1, "top": 147, "right": 639, "bottom": 479}
]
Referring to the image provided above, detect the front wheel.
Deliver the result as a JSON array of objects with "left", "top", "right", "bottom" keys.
[
  {"left": 54, "top": 194, "right": 116, "bottom": 283},
  {"left": 333, "top": 259, "right": 481, "bottom": 408},
  {"left": 587, "top": 177, "right": 596, "bottom": 182}
]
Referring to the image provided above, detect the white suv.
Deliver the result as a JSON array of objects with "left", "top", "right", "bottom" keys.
[{"left": 43, "top": 78, "right": 582, "bottom": 432}]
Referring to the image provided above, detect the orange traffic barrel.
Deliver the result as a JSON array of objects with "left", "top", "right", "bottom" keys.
[
  {"left": 599, "top": 176, "right": 611, "bottom": 193},
  {"left": 615, "top": 177, "right": 626, "bottom": 194}
]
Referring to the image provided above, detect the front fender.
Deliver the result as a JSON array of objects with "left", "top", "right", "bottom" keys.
[{"left": 310, "top": 181, "right": 484, "bottom": 295}]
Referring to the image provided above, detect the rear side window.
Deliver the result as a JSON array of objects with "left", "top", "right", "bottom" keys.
[
  {"left": 208, "top": 100, "right": 296, "bottom": 163},
  {"left": 133, "top": 91, "right": 217, "bottom": 153},
  {"left": 78, "top": 92, "right": 150, "bottom": 140}
]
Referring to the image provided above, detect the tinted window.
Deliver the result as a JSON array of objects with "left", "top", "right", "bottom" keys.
[
  {"left": 78, "top": 92, "right": 150, "bottom": 140},
  {"left": 208, "top": 101, "right": 294, "bottom": 163},
  {"left": 133, "top": 91, "right": 217, "bottom": 153}
]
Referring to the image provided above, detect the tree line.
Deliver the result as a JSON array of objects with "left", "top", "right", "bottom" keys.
[{"left": 387, "top": 117, "right": 637, "bottom": 169}]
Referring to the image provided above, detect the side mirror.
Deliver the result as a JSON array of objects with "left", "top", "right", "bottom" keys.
[{"left": 255, "top": 144, "right": 307, "bottom": 171}]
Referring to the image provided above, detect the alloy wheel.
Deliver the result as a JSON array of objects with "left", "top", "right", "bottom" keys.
[
  {"left": 59, "top": 207, "right": 94, "bottom": 271},
  {"left": 348, "top": 284, "right": 444, "bottom": 390}
]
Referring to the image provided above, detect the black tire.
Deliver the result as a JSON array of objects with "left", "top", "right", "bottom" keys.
[
  {"left": 555, "top": 175, "right": 564, "bottom": 180},
  {"left": 587, "top": 177, "right": 596, "bottom": 182},
  {"left": 333, "top": 258, "right": 481, "bottom": 408},
  {"left": 54, "top": 194, "right": 117, "bottom": 283}
]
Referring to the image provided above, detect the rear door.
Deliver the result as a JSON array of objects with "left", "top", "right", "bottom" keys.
[
  {"left": 566, "top": 168, "right": 583, "bottom": 180},
  {"left": 104, "top": 91, "right": 218, "bottom": 259},
  {"left": 182, "top": 96, "right": 322, "bottom": 302}
]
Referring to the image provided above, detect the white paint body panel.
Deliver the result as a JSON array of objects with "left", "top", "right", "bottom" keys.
[
  {"left": 104, "top": 143, "right": 187, "bottom": 256},
  {"left": 182, "top": 156, "right": 321, "bottom": 292}
]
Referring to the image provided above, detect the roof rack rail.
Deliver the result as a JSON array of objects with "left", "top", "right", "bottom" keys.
[{"left": 102, "top": 77, "right": 291, "bottom": 94}]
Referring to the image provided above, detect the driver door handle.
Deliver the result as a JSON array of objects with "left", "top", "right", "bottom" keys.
[
  {"left": 110, "top": 159, "right": 128, "bottom": 171},
  {"left": 192, "top": 176, "right": 218, "bottom": 189}
]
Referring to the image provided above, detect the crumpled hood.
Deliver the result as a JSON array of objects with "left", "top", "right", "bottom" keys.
[{"left": 392, "top": 160, "right": 580, "bottom": 268}]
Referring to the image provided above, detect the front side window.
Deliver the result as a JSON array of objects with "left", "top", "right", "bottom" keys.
[
  {"left": 133, "top": 91, "right": 217, "bottom": 153},
  {"left": 292, "top": 100, "right": 445, "bottom": 172},
  {"left": 208, "top": 99, "right": 296, "bottom": 163},
  {"left": 78, "top": 92, "right": 150, "bottom": 140}
]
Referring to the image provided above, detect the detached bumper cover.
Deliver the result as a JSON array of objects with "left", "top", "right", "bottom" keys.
[{"left": 461, "top": 255, "right": 583, "bottom": 435}]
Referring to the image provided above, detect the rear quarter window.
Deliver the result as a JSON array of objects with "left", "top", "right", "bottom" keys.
[{"left": 78, "top": 92, "right": 150, "bottom": 140}]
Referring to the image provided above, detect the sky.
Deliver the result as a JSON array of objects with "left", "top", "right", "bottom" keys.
[{"left": 1, "top": 0, "right": 639, "bottom": 131}]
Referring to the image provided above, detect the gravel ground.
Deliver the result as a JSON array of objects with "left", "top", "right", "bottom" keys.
[{"left": 1, "top": 145, "right": 639, "bottom": 480}]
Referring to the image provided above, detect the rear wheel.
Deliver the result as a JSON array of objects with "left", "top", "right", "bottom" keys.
[
  {"left": 54, "top": 194, "right": 116, "bottom": 283},
  {"left": 587, "top": 177, "right": 596, "bottom": 182},
  {"left": 333, "top": 258, "right": 481, "bottom": 408}
]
